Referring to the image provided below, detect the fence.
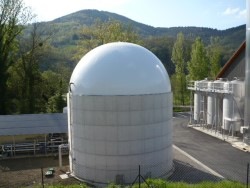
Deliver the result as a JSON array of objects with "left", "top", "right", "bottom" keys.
[{"left": 0, "top": 155, "right": 249, "bottom": 188}]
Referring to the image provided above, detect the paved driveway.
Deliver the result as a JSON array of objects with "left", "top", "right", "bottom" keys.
[{"left": 173, "top": 112, "right": 250, "bottom": 183}]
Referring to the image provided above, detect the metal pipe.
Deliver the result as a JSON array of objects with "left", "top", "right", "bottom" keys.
[
  {"left": 59, "top": 145, "right": 62, "bottom": 168},
  {"left": 41, "top": 167, "right": 44, "bottom": 188},
  {"left": 67, "top": 93, "right": 73, "bottom": 173},
  {"left": 33, "top": 140, "right": 36, "bottom": 155},
  {"left": 139, "top": 165, "right": 141, "bottom": 188},
  {"left": 244, "top": 0, "right": 250, "bottom": 128},
  {"left": 247, "top": 163, "right": 249, "bottom": 188}
]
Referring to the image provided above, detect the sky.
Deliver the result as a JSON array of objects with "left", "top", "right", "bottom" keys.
[{"left": 23, "top": 0, "right": 246, "bottom": 30}]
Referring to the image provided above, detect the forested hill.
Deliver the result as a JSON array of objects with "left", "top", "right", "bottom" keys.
[
  {"left": 3, "top": 8, "right": 246, "bottom": 114},
  {"left": 50, "top": 9, "right": 245, "bottom": 44},
  {"left": 31, "top": 9, "right": 246, "bottom": 80}
]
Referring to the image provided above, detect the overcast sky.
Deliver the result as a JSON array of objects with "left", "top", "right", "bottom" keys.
[{"left": 23, "top": 0, "right": 246, "bottom": 30}]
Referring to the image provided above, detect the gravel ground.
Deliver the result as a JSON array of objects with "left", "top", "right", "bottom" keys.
[{"left": 0, "top": 155, "right": 80, "bottom": 188}]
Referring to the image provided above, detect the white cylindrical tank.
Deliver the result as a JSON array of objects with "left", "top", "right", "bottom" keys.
[
  {"left": 194, "top": 91, "right": 201, "bottom": 122},
  {"left": 222, "top": 79, "right": 245, "bottom": 131},
  {"left": 199, "top": 79, "right": 208, "bottom": 122},
  {"left": 222, "top": 82, "right": 233, "bottom": 130},
  {"left": 213, "top": 79, "right": 224, "bottom": 126},
  {"left": 68, "top": 42, "right": 173, "bottom": 185},
  {"left": 194, "top": 81, "right": 201, "bottom": 122},
  {"left": 207, "top": 81, "right": 215, "bottom": 125},
  {"left": 231, "top": 79, "right": 245, "bottom": 131}
]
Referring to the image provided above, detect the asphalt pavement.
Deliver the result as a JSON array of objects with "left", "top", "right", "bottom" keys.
[{"left": 173, "top": 112, "right": 250, "bottom": 183}]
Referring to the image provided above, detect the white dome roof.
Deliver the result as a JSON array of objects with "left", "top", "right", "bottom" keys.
[{"left": 70, "top": 42, "right": 171, "bottom": 95}]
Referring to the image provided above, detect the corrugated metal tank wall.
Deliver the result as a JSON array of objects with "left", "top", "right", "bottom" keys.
[{"left": 69, "top": 93, "right": 172, "bottom": 184}]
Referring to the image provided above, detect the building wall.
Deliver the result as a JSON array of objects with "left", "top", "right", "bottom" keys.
[{"left": 219, "top": 50, "right": 245, "bottom": 80}]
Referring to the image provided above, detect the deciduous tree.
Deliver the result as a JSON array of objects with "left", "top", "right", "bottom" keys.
[
  {"left": 207, "top": 37, "right": 222, "bottom": 79},
  {"left": 187, "top": 37, "right": 209, "bottom": 81},
  {"left": 171, "top": 32, "right": 187, "bottom": 105},
  {"left": 8, "top": 23, "right": 49, "bottom": 113},
  {"left": 0, "top": 0, "right": 33, "bottom": 114},
  {"left": 74, "top": 20, "right": 140, "bottom": 61}
]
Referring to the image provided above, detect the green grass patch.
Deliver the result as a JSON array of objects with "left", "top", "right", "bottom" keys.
[
  {"left": 44, "top": 184, "right": 88, "bottom": 188},
  {"left": 144, "top": 179, "right": 245, "bottom": 188},
  {"left": 173, "top": 107, "right": 190, "bottom": 112},
  {"left": 43, "top": 179, "right": 245, "bottom": 188}
]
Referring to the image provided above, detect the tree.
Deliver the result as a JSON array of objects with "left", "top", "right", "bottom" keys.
[
  {"left": 42, "top": 70, "right": 68, "bottom": 113},
  {"left": 46, "top": 79, "right": 66, "bottom": 113},
  {"left": 143, "top": 36, "right": 175, "bottom": 75},
  {"left": 19, "top": 23, "right": 44, "bottom": 113},
  {"left": 74, "top": 20, "right": 141, "bottom": 61},
  {"left": 0, "top": 0, "right": 33, "bottom": 114},
  {"left": 93, "top": 20, "right": 140, "bottom": 45},
  {"left": 207, "top": 37, "right": 222, "bottom": 79},
  {"left": 7, "top": 23, "right": 50, "bottom": 113},
  {"left": 171, "top": 32, "right": 187, "bottom": 105},
  {"left": 187, "top": 37, "right": 209, "bottom": 81},
  {"left": 46, "top": 93, "right": 66, "bottom": 113}
]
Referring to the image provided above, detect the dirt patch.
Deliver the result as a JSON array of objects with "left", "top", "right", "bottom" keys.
[{"left": 0, "top": 156, "right": 81, "bottom": 188}]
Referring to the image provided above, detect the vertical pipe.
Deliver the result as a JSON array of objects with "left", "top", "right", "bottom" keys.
[
  {"left": 67, "top": 93, "right": 73, "bottom": 172},
  {"left": 247, "top": 163, "right": 249, "bottom": 188},
  {"left": 12, "top": 136, "right": 15, "bottom": 156},
  {"left": 34, "top": 140, "right": 36, "bottom": 155},
  {"left": 44, "top": 134, "right": 47, "bottom": 155},
  {"left": 139, "top": 165, "right": 141, "bottom": 188},
  {"left": 244, "top": 0, "right": 250, "bottom": 127},
  {"left": 190, "top": 89, "right": 192, "bottom": 124},
  {"left": 59, "top": 145, "right": 62, "bottom": 168},
  {"left": 41, "top": 167, "right": 44, "bottom": 188}
]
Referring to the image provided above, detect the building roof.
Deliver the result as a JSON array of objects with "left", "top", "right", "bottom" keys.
[
  {"left": 216, "top": 41, "right": 246, "bottom": 79},
  {"left": 0, "top": 113, "right": 67, "bottom": 136}
]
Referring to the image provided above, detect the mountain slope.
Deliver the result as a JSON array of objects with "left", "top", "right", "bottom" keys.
[
  {"left": 51, "top": 9, "right": 157, "bottom": 36},
  {"left": 50, "top": 9, "right": 245, "bottom": 43},
  {"left": 31, "top": 9, "right": 245, "bottom": 75}
]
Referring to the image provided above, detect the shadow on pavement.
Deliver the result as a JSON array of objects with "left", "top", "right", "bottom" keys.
[{"left": 168, "top": 159, "right": 222, "bottom": 183}]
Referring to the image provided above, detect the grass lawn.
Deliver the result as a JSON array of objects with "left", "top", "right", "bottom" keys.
[{"left": 44, "top": 179, "right": 245, "bottom": 188}]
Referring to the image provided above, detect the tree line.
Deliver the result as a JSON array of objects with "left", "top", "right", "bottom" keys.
[
  {"left": 171, "top": 33, "right": 221, "bottom": 105},
  {"left": 0, "top": 0, "right": 222, "bottom": 114}
]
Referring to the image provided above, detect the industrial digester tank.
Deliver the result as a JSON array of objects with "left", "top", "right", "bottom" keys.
[{"left": 67, "top": 42, "right": 173, "bottom": 185}]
